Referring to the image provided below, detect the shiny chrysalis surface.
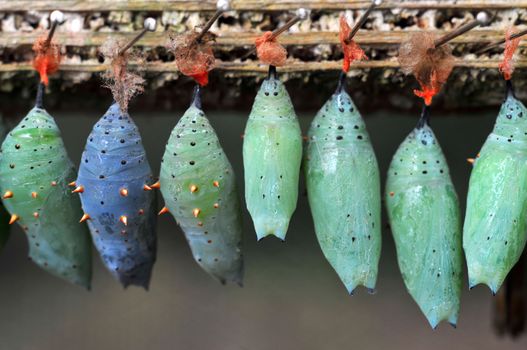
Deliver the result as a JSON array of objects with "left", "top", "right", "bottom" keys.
[
  {"left": 76, "top": 103, "right": 157, "bottom": 289},
  {"left": 159, "top": 87, "right": 243, "bottom": 285},
  {"left": 304, "top": 75, "right": 381, "bottom": 293},
  {"left": 385, "top": 107, "right": 462, "bottom": 328},
  {"left": 463, "top": 83, "right": 527, "bottom": 294},
  {"left": 0, "top": 99, "right": 92, "bottom": 288},
  {"left": 243, "top": 66, "right": 302, "bottom": 240}
]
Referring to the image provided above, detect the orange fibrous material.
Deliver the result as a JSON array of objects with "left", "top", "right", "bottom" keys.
[
  {"left": 499, "top": 28, "right": 521, "bottom": 81},
  {"left": 398, "top": 32, "right": 455, "bottom": 106},
  {"left": 339, "top": 16, "right": 368, "bottom": 72},
  {"left": 167, "top": 30, "right": 216, "bottom": 86},
  {"left": 255, "top": 31, "right": 288, "bottom": 67},
  {"left": 32, "top": 35, "right": 61, "bottom": 86},
  {"left": 100, "top": 38, "right": 145, "bottom": 112}
]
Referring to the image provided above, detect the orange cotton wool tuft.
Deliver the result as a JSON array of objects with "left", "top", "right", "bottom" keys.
[
  {"left": 339, "top": 16, "right": 368, "bottom": 72},
  {"left": 398, "top": 32, "right": 455, "bottom": 106},
  {"left": 167, "top": 31, "right": 216, "bottom": 86},
  {"left": 255, "top": 31, "right": 287, "bottom": 67},
  {"left": 499, "top": 28, "right": 521, "bottom": 81},
  {"left": 32, "top": 35, "right": 61, "bottom": 86}
]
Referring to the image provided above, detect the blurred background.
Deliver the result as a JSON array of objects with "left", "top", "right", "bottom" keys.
[{"left": 0, "top": 86, "right": 525, "bottom": 349}]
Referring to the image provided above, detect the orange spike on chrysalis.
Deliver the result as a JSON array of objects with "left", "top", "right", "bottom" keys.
[
  {"left": 72, "top": 185, "right": 84, "bottom": 193},
  {"left": 193, "top": 208, "right": 201, "bottom": 218},
  {"left": 213, "top": 181, "right": 219, "bottom": 188},
  {"left": 467, "top": 158, "right": 475, "bottom": 164},
  {"left": 33, "top": 212, "right": 39, "bottom": 218},
  {"left": 150, "top": 181, "right": 160, "bottom": 189},
  {"left": 68, "top": 181, "right": 76, "bottom": 187},
  {"left": 120, "top": 188, "right": 128, "bottom": 197},
  {"left": 79, "top": 213, "right": 90, "bottom": 223},
  {"left": 190, "top": 185, "right": 198, "bottom": 193},
  {"left": 31, "top": 192, "right": 38, "bottom": 199},
  {"left": 9, "top": 214, "right": 19, "bottom": 225},
  {"left": 143, "top": 184, "right": 152, "bottom": 191},
  {"left": 158, "top": 207, "right": 169, "bottom": 215},
  {"left": 3, "top": 191, "right": 13, "bottom": 199},
  {"left": 119, "top": 215, "right": 128, "bottom": 226}
]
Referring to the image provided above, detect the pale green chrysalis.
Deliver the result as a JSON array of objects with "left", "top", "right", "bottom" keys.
[
  {"left": 304, "top": 74, "right": 381, "bottom": 293},
  {"left": 159, "top": 86, "right": 243, "bottom": 285},
  {"left": 463, "top": 81, "right": 527, "bottom": 294},
  {"left": 243, "top": 66, "right": 302, "bottom": 240},
  {"left": 385, "top": 106, "right": 462, "bottom": 328}
]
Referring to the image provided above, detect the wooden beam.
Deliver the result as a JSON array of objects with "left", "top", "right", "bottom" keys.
[
  {"left": 0, "top": 59, "right": 522, "bottom": 74},
  {"left": 0, "top": 0, "right": 526, "bottom": 12},
  {"left": 0, "top": 29, "right": 519, "bottom": 48}
]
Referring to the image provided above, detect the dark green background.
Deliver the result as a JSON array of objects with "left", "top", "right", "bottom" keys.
[{"left": 0, "top": 102, "right": 525, "bottom": 349}]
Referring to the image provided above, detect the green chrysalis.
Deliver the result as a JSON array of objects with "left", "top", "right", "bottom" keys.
[
  {"left": 304, "top": 74, "right": 381, "bottom": 293},
  {"left": 463, "top": 82, "right": 527, "bottom": 294},
  {"left": 385, "top": 106, "right": 462, "bottom": 328},
  {"left": 159, "top": 86, "right": 243, "bottom": 285},
  {"left": 0, "top": 85, "right": 92, "bottom": 288},
  {"left": 243, "top": 66, "right": 302, "bottom": 240}
]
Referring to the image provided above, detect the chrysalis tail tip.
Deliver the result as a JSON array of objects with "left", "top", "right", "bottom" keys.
[
  {"left": 335, "top": 71, "right": 347, "bottom": 94},
  {"left": 191, "top": 84, "right": 203, "bottom": 109},
  {"left": 416, "top": 104, "right": 431, "bottom": 129},
  {"left": 449, "top": 322, "right": 457, "bottom": 329},
  {"left": 35, "top": 82, "right": 45, "bottom": 109},
  {"left": 506, "top": 79, "right": 516, "bottom": 99},
  {"left": 267, "top": 65, "right": 277, "bottom": 80}
]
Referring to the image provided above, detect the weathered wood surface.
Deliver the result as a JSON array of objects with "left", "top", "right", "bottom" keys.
[
  {"left": 0, "top": 29, "right": 521, "bottom": 48},
  {"left": 1, "top": 59, "right": 523, "bottom": 73},
  {"left": 0, "top": 0, "right": 526, "bottom": 11}
]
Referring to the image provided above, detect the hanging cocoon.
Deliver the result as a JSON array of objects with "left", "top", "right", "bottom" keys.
[
  {"left": 159, "top": 86, "right": 243, "bottom": 285},
  {"left": 76, "top": 103, "right": 157, "bottom": 289},
  {"left": 385, "top": 107, "right": 462, "bottom": 328},
  {"left": 243, "top": 67, "right": 302, "bottom": 241},
  {"left": 0, "top": 94, "right": 92, "bottom": 288},
  {"left": 304, "top": 75, "right": 381, "bottom": 294},
  {"left": 463, "top": 83, "right": 527, "bottom": 294}
]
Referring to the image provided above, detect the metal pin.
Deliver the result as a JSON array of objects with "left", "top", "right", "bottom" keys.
[
  {"left": 118, "top": 17, "right": 157, "bottom": 56},
  {"left": 346, "top": 0, "right": 383, "bottom": 43},
  {"left": 434, "top": 12, "right": 490, "bottom": 48},
  {"left": 476, "top": 28, "right": 527, "bottom": 54}
]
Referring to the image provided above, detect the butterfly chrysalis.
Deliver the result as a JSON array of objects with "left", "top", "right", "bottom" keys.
[
  {"left": 385, "top": 106, "right": 462, "bottom": 328},
  {"left": 75, "top": 103, "right": 157, "bottom": 289},
  {"left": 159, "top": 86, "right": 243, "bottom": 285},
  {"left": 0, "top": 84, "right": 92, "bottom": 288},
  {"left": 463, "top": 81, "right": 527, "bottom": 294},
  {"left": 304, "top": 74, "right": 381, "bottom": 293},
  {"left": 74, "top": 37, "right": 157, "bottom": 289},
  {"left": 243, "top": 66, "right": 302, "bottom": 240}
]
